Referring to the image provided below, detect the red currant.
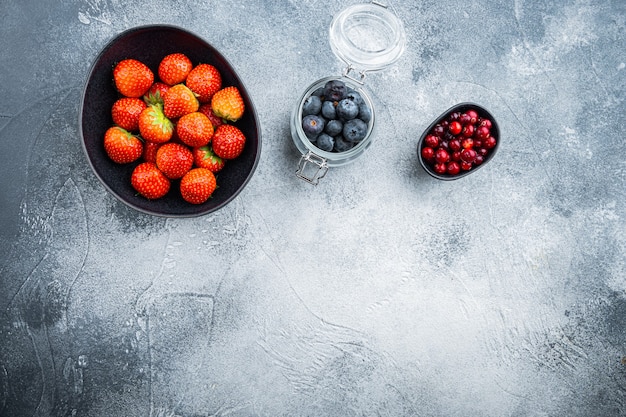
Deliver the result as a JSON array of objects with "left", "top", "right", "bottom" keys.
[
  {"left": 433, "top": 124, "right": 445, "bottom": 137},
  {"left": 474, "top": 154, "right": 484, "bottom": 165},
  {"left": 451, "top": 150, "right": 462, "bottom": 161},
  {"left": 461, "top": 161, "right": 473, "bottom": 171},
  {"left": 459, "top": 113, "right": 471, "bottom": 125},
  {"left": 479, "top": 118, "right": 492, "bottom": 129}
]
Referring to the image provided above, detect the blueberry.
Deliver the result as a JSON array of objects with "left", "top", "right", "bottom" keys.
[
  {"left": 358, "top": 103, "right": 371, "bottom": 123},
  {"left": 302, "top": 95, "right": 322, "bottom": 116},
  {"left": 324, "top": 119, "right": 343, "bottom": 137},
  {"left": 321, "top": 100, "right": 337, "bottom": 119},
  {"left": 336, "top": 99, "right": 359, "bottom": 120},
  {"left": 316, "top": 133, "right": 334, "bottom": 152},
  {"left": 312, "top": 87, "right": 324, "bottom": 97},
  {"left": 334, "top": 136, "right": 354, "bottom": 152},
  {"left": 302, "top": 114, "right": 325, "bottom": 139},
  {"left": 343, "top": 118, "right": 368, "bottom": 142},
  {"left": 323, "top": 79, "right": 347, "bottom": 102},
  {"left": 346, "top": 89, "right": 363, "bottom": 105}
]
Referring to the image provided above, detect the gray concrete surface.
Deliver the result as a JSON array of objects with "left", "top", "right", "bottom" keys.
[{"left": 1, "top": 0, "right": 625, "bottom": 416}]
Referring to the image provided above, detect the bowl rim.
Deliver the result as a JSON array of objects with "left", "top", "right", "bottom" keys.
[
  {"left": 417, "top": 102, "right": 499, "bottom": 181},
  {"left": 79, "top": 24, "right": 261, "bottom": 217}
]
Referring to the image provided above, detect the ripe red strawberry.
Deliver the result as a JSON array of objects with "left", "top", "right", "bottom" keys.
[
  {"left": 211, "top": 86, "right": 245, "bottom": 122},
  {"left": 103, "top": 126, "right": 143, "bottom": 164},
  {"left": 113, "top": 59, "right": 154, "bottom": 98},
  {"left": 198, "top": 103, "right": 224, "bottom": 128},
  {"left": 155, "top": 142, "right": 194, "bottom": 179},
  {"left": 176, "top": 112, "right": 213, "bottom": 148},
  {"left": 212, "top": 124, "right": 246, "bottom": 159},
  {"left": 143, "top": 82, "right": 170, "bottom": 106},
  {"left": 163, "top": 84, "right": 199, "bottom": 119},
  {"left": 138, "top": 105, "right": 174, "bottom": 144},
  {"left": 142, "top": 141, "right": 161, "bottom": 163},
  {"left": 131, "top": 162, "right": 170, "bottom": 200},
  {"left": 111, "top": 97, "right": 146, "bottom": 132},
  {"left": 193, "top": 145, "right": 225, "bottom": 172},
  {"left": 186, "top": 64, "right": 222, "bottom": 103},
  {"left": 180, "top": 168, "right": 216, "bottom": 204},
  {"left": 158, "top": 53, "right": 193, "bottom": 86}
]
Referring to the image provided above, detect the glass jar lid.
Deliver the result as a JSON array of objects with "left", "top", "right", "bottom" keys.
[{"left": 329, "top": 2, "right": 406, "bottom": 74}]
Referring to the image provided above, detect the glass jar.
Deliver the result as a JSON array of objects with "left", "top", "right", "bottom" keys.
[{"left": 291, "top": 1, "right": 406, "bottom": 184}]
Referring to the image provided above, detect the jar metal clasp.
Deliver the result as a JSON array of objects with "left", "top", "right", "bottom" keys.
[{"left": 296, "top": 151, "right": 329, "bottom": 185}]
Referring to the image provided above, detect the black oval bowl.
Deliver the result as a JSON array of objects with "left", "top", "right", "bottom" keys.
[
  {"left": 417, "top": 102, "right": 499, "bottom": 181},
  {"left": 80, "top": 25, "right": 261, "bottom": 217}
]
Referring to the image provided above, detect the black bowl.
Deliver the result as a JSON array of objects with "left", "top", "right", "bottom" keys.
[
  {"left": 80, "top": 25, "right": 261, "bottom": 217},
  {"left": 417, "top": 102, "right": 499, "bottom": 180}
]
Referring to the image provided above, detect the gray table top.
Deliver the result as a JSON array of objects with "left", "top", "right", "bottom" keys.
[{"left": 1, "top": 0, "right": 625, "bottom": 416}]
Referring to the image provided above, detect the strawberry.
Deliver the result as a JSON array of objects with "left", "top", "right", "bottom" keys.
[
  {"left": 158, "top": 53, "right": 193, "bottom": 86},
  {"left": 198, "top": 103, "right": 224, "bottom": 128},
  {"left": 163, "top": 84, "right": 199, "bottom": 119},
  {"left": 211, "top": 124, "right": 246, "bottom": 160},
  {"left": 103, "top": 126, "right": 143, "bottom": 164},
  {"left": 155, "top": 142, "right": 193, "bottom": 179},
  {"left": 176, "top": 112, "right": 213, "bottom": 148},
  {"left": 180, "top": 168, "right": 216, "bottom": 204},
  {"left": 113, "top": 59, "right": 154, "bottom": 98},
  {"left": 138, "top": 105, "right": 174, "bottom": 144},
  {"left": 185, "top": 64, "right": 222, "bottom": 103},
  {"left": 193, "top": 145, "right": 225, "bottom": 173},
  {"left": 211, "top": 86, "right": 245, "bottom": 122},
  {"left": 142, "top": 141, "right": 161, "bottom": 163},
  {"left": 111, "top": 97, "right": 146, "bottom": 132},
  {"left": 143, "top": 82, "right": 170, "bottom": 106},
  {"left": 131, "top": 162, "right": 170, "bottom": 200}
]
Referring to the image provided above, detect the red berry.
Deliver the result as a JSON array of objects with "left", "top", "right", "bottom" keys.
[
  {"left": 180, "top": 168, "right": 216, "bottom": 204},
  {"left": 448, "top": 121, "right": 462, "bottom": 135},
  {"left": 483, "top": 136, "right": 497, "bottom": 149},
  {"left": 462, "top": 124, "right": 475, "bottom": 137},
  {"left": 478, "top": 148, "right": 489, "bottom": 157},
  {"left": 479, "top": 118, "right": 492, "bottom": 129},
  {"left": 433, "top": 162, "right": 447, "bottom": 174},
  {"left": 475, "top": 125, "right": 490, "bottom": 140},
  {"left": 131, "top": 162, "right": 170, "bottom": 200},
  {"left": 432, "top": 124, "right": 445, "bottom": 137},
  {"left": 460, "top": 161, "right": 473, "bottom": 171},
  {"left": 156, "top": 142, "right": 194, "bottom": 179},
  {"left": 449, "top": 139, "right": 461, "bottom": 152},
  {"left": 113, "top": 59, "right": 154, "bottom": 98},
  {"left": 103, "top": 126, "right": 143, "bottom": 164},
  {"left": 461, "top": 148, "right": 477, "bottom": 163},
  {"left": 451, "top": 151, "right": 462, "bottom": 162},
  {"left": 474, "top": 154, "right": 484, "bottom": 165},
  {"left": 466, "top": 109, "right": 479, "bottom": 124},
  {"left": 212, "top": 124, "right": 246, "bottom": 159},
  {"left": 158, "top": 53, "right": 193, "bottom": 86},
  {"left": 421, "top": 146, "right": 435, "bottom": 161},
  {"left": 473, "top": 139, "right": 483, "bottom": 148},
  {"left": 447, "top": 161, "right": 461, "bottom": 175},
  {"left": 459, "top": 113, "right": 471, "bottom": 125},
  {"left": 424, "top": 134, "right": 439, "bottom": 148},
  {"left": 461, "top": 138, "right": 474, "bottom": 149},
  {"left": 435, "top": 148, "right": 450, "bottom": 164}
]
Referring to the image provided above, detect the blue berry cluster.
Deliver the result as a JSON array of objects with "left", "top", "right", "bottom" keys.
[{"left": 301, "top": 80, "right": 371, "bottom": 153}]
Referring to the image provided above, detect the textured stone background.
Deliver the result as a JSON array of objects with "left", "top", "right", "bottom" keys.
[{"left": 1, "top": 0, "right": 625, "bottom": 416}]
